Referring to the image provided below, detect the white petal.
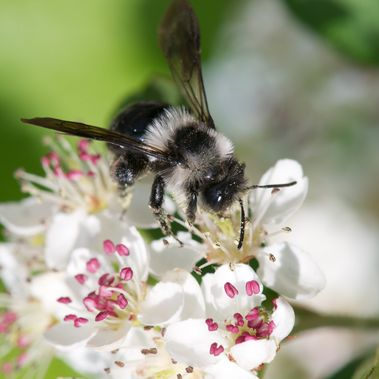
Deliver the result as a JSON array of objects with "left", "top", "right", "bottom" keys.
[
  {"left": 87, "top": 324, "right": 130, "bottom": 351},
  {"left": 0, "top": 243, "right": 29, "bottom": 296},
  {"left": 44, "top": 322, "right": 95, "bottom": 348},
  {"left": 257, "top": 242, "right": 326, "bottom": 300},
  {"left": 139, "top": 282, "right": 184, "bottom": 325},
  {"left": 271, "top": 297, "right": 295, "bottom": 342},
  {"left": 150, "top": 232, "right": 204, "bottom": 278},
  {"left": 230, "top": 339, "right": 277, "bottom": 370},
  {"left": 165, "top": 319, "right": 225, "bottom": 368},
  {"left": 251, "top": 160, "right": 308, "bottom": 225},
  {"left": 44, "top": 210, "right": 84, "bottom": 269},
  {"left": 29, "top": 272, "right": 81, "bottom": 318},
  {"left": 202, "top": 264, "right": 265, "bottom": 321},
  {"left": 205, "top": 358, "right": 259, "bottom": 379},
  {"left": 0, "top": 198, "right": 54, "bottom": 236},
  {"left": 162, "top": 269, "right": 206, "bottom": 319}
]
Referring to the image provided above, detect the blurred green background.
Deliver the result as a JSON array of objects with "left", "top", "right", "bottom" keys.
[{"left": 1, "top": 0, "right": 379, "bottom": 378}]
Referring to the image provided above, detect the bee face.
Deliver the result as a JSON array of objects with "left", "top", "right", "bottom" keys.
[{"left": 201, "top": 160, "right": 247, "bottom": 213}]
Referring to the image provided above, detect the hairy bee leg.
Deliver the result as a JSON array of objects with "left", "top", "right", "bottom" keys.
[
  {"left": 150, "top": 175, "right": 183, "bottom": 246},
  {"left": 185, "top": 189, "right": 198, "bottom": 226}
]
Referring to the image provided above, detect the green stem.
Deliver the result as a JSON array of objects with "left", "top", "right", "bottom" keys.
[{"left": 293, "top": 305, "right": 379, "bottom": 334}]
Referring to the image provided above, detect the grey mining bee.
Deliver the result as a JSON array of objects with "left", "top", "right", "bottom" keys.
[{"left": 21, "top": 0, "right": 295, "bottom": 248}]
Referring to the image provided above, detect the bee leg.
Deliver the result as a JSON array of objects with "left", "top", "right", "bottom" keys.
[
  {"left": 150, "top": 175, "right": 183, "bottom": 246},
  {"left": 185, "top": 189, "right": 198, "bottom": 226}
]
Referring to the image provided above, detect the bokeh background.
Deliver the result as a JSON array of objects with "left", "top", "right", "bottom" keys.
[{"left": 1, "top": 0, "right": 379, "bottom": 378}]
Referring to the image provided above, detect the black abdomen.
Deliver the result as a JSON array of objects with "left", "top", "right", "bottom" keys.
[{"left": 110, "top": 101, "right": 168, "bottom": 142}]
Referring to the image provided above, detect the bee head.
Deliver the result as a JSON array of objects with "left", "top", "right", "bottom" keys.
[{"left": 201, "top": 159, "right": 247, "bottom": 213}]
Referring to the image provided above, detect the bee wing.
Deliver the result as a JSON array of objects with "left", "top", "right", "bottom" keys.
[
  {"left": 21, "top": 117, "right": 172, "bottom": 163},
  {"left": 159, "top": 0, "right": 215, "bottom": 129}
]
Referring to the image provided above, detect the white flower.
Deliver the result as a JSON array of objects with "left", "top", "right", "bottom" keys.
[
  {"left": 164, "top": 264, "right": 295, "bottom": 376},
  {"left": 44, "top": 234, "right": 204, "bottom": 352}
]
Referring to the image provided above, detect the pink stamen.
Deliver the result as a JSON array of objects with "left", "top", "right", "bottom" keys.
[
  {"left": 57, "top": 296, "right": 72, "bottom": 304},
  {"left": 2, "top": 362, "right": 12, "bottom": 374},
  {"left": 74, "top": 317, "right": 89, "bottom": 328},
  {"left": 209, "top": 342, "right": 224, "bottom": 356},
  {"left": 103, "top": 240, "right": 115, "bottom": 255},
  {"left": 99, "top": 286, "right": 113, "bottom": 297},
  {"left": 120, "top": 267, "right": 133, "bottom": 281},
  {"left": 83, "top": 296, "right": 97, "bottom": 312},
  {"left": 116, "top": 243, "right": 129, "bottom": 256},
  {"left": 86, "top": 258, "right": 101, "bottom": 273},
  {"left": 98, "top": 273, "right": 115, "bottom": 287},
  {"left": 64, "top": 314, "right": 77, "bottom": 322},
  {"left": 75, "top": 274, "right": 88, "bottom": 285},
  {"left": 224, "top": 282, "right": 239, "bottom": 298},
  {"left": 205, "top": 318, "right": 218, "bottom": 331},
  {"left": 66, "top": 170, "right": 83, "bottom": 180},
  {"left": 226, "top": 324, "right": 239, "bottom": 334},
  {"left": 78, "top": 139, "right": 90, "bottom": 151},
  {"left": 90, "top": 154, "right": 101, "bottom": 164},
  {"left": 245, "top": 280, "right": 260, "bottom": 296},
  {"left": 117, "top": 294, "right": 128, "bottom": 309},
  {"left": 16, "top": 352, "right": 28, "bottom": 368},
  {"left": 245, "top": 307, "right": 260, "bottom": 321},
  {"left": 95, "top": 311, "right": 111, "bottom": 322},
  {"left": 79, "top": 152, "right": 91, "bottom": 161},
  {"left": 41, "top": 156, "right": 50, "bottom": 167},
  {"left": 16, "top": 336, "right": 29, "bottom": 348}
]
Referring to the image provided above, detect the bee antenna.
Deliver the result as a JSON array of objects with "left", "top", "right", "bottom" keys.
[
  {"left": 237, "top": 198, "right": 245, "bottom": 250},
  {"left": 247, "top": 180, "right": 297, "bottom": 190}
]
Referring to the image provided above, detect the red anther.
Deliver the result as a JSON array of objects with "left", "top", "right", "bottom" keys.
[
  {"left": 224, "top": 282, "right": 239, "bottom": 298},
  {"left": 83, "top": 296, "right": 97, "bottom": 312},
  {"left": 103, "top": 240, "right": 115, "bottom": 255},
  {"left": 64, "top": 314, "right": 77, "bottom": 322},
  {"left": 57, "top": 296, "right": 72, "bottom": 304},
  {"left": 66, "top": 170, "right": 83, "bottom": 180},
  {"left": 233, "top": 313, "right": 244, "bottom": 327},
  {"left": 245, "top": 280, "right": 260, "bottom": 296},
  {"left": 98, "top": 273, "right": 115, "bottom": 287},
  {"left": 74, "top": 274, "right": 87, "bottom": 285},
  {"left": 117, "top": 294, "right": 128, "bottom": 309},
  {"left": 74, "top": 317, "right": 89, "bottom": 328},
  {"left": 95, "top": 311, "right": 110, "bottom": 322},
  {"left": 99, "top": 286, "right": 113, "bottom": 298},
  {"left": 86, "top": 258, "right": 101, "bottom": 273},
  {"left": 120, "top": 267, "right": 133, "bottom": 281},
  {"left": 116, "top": 243, "right": 129, "bottom": 256},
  {"left": 226, "top": 324, "right": 239, "bottom": 334},
  {"left": 209, "top": 342, "right": 224, "bottom": 356},
  {"left": 245, "top": 307, "right": 260, "bottom": 321}
]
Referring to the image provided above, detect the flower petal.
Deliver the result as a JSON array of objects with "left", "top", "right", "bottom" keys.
[
  {"left": 0, "top": 197, "right": 53, "bottom": 236},
  {"left": 257, "top": 242, "right": 326, "bottom": 300},
  {"left": 205, "top": 358, "right": 259, "bottom": 379},
  {"left": 149, "top": 232, "right": 204, "bottom": 278},
  {"left": 44, "top": 322, "right": 95, "bottom": 348},
  {"left": 44, "top": 210, "right": 84, "bottom": 269},
  {"left": 230, "top": 339, "right": 277, "bottom": 370},
  {"left": 271, "top": 297, "right": 295, "bottom": 342},
  {"left": 162, "top": 269, "right": 206, "bottom": 319},
  {"left": 139, "top": 282, "right": 184, "bottom": 325},
  {"left": 202, "top": 264, "right": 265, "bottom": 321},
  {"left": 165, "top": 319, "right": 225, "bottom": 368},
  {"left": 87, "top": 324, "right": 130, "bottom": 351},
  {"left": 251, "top": 159, "right": 308, "bottom": 225}
]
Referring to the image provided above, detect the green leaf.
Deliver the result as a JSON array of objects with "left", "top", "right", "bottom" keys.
[{"left": 282, "top": 0, "right": 379, "bottom": 65}]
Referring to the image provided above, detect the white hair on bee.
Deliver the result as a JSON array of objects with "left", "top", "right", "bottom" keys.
[{"left": 144, "top": 106, "right": 196, "bottom": 151}]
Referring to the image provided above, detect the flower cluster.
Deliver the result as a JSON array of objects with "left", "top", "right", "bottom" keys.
[{"left": 0, "top": 138, "right": 325, "bottom": 378}]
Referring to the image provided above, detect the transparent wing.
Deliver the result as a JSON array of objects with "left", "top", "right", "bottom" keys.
[
  {"left": 21, "top": 117, "right": 172, "bottom": 163},
  {"left": 159, "top": 0, "right": 215, "bottom": 129}
]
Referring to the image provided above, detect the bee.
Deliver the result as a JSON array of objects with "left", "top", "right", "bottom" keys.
[{"left": 21, "top": 0, "right": 295, "bottom": 248}]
